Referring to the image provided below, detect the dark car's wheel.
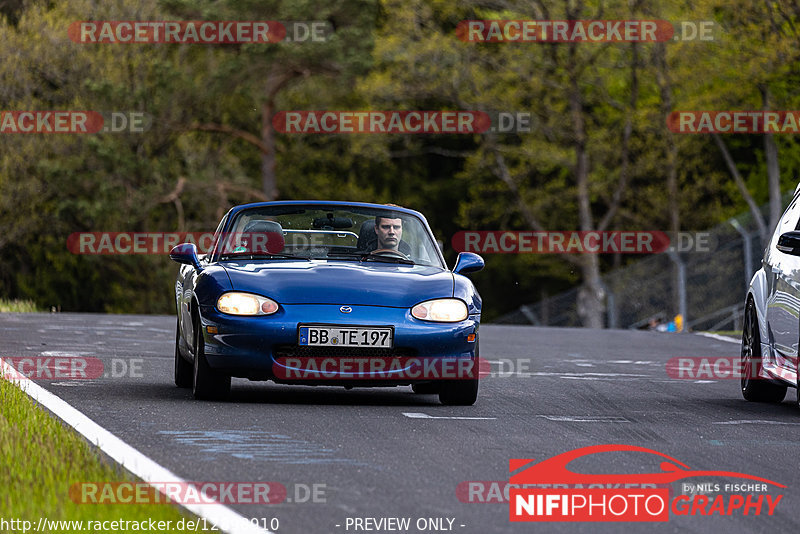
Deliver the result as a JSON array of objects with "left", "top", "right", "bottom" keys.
[
  {"left": 192, "top": 316, "right": 230, "bottom": 400},
  {"left": 797, "top": 368, "right": 800, "bottom": 410},
  {"left": 439, "top": 378, "right": 478, "bottom": 405},
  {"left": 412, "top": 383, "right": 440, "bottom": 394},
  {"left": 174, "top": 320, "right": 192, "bottom": 388},
  {"left": 741, "top": 299, "right": 786, "bottom": 403},
  {"left": 439, "top": 339, "right": 479, "bottom": 406}
]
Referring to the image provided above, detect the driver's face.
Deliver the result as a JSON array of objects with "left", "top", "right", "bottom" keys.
[{"left": 375, "top": 218, "right": 403, "bottom": 250}]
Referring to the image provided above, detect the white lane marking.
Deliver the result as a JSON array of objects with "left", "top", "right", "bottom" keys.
[
  {"left": 40, "top": 350, "right": 93, "bottom": 357},
  {"left": 712, "top": 420, "right": 800, "bottom": 425},
  {"left": 491, "top": 359, "right": 656, "bottom": 367},
  {"left": 485, "top": 371, "right": 652, "bottom": 379},
  {"left": 561, "top": 377, "right": 602, "bottom": 381},
  {"left": 532, "top": 372, "right": 651, "bottom": 377},
  {"left": 402, "top": 412, "right": 497, "bottom": 420},
  {"left": 538, "top": 415, "right": 630, "bottom": 423},
  {"left": 0, "top": 359, "right": 269, "bottom": 534},
  {"left": 696, "top": 332, "right": 740, "bottom": 344}
]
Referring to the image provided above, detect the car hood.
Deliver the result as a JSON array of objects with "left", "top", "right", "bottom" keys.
[{"left": 221, "top": 260, "right": 454, "bottom": 307}]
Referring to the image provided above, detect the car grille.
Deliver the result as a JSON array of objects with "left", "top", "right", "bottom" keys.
[{"left": 273, "top": 345, "right": 418, "bottom": 359}]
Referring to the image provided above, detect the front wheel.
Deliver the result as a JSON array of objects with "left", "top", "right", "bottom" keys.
[
  {"left": 741, "top": 299, "right": 786, "bottom": 403},
  {"left": 439, "top": 340, "right": 479, "bottom": 406},
  {"left": 192, "top": 316, "right": 230, "bottom": 400},
  {"left": 438, "top": 377, "right": 478, "bottom": 406}
]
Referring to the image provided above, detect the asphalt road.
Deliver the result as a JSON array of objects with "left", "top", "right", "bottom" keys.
[{"left": 2, "top": 312, "right": 800, "bottom": 534}]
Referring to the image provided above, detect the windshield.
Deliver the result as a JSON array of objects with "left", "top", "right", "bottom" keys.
[{"left": 217, "top": 205, "right": 444, "bottom": 268}]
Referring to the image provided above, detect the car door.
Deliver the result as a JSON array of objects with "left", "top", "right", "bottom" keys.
[
  {"left": 178, "top": 215, "right": 227, "bottom": 347},
  {"left": 766, "top": 194, "right": 800, "bottom": 370}
]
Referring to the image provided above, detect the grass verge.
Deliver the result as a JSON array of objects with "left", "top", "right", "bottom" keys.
[
  {"left": 0, "top": 377, "right": 200, "bottom": 531},
  {"left": 0, "top": 299, "right": 41, "bottom": 312}
]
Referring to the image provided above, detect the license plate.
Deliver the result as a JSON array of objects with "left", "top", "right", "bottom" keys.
[{"left": 298, "top": 325, "right": 393, "bottom": 348}]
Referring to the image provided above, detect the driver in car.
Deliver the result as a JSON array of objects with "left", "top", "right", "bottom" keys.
[
  {"left": 374, "top": 215, "right": 403, "bottom": 252},
  {"left": 355, "top": 208, "right": 413, "bottom": 257}
]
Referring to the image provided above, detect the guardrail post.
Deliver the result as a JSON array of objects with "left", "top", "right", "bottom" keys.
[
  {"left": 667, "top": 250, "right": 687, "bottom": 330},
  {"left": 729, "top": 218, "right": 753, "bottom": 291},
  {"left": 603, "top": 281, "right": 617, "bottom": 329}
]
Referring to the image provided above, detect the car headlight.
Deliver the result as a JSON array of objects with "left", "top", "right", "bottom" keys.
[
  {"left": 411, "top": 299, "right": 469, "bottom": 322},
  {"left": 217, "top": 292, "right": 279, "bottom": 316}
]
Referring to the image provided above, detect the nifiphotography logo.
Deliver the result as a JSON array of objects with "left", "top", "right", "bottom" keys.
[{"left": 509, "top": 445, "right": 784, "bottom": 522}]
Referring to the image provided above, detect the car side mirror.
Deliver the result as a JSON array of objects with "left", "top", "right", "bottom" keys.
[
  {"left": 169, "top": 243, "right": 203, "bottom": 271},
  {"left": 777, "top": 231, "right": 800, "bottom": 257},
  {"left": 453, "top": 252, "right": 484, "bottom": 275}
]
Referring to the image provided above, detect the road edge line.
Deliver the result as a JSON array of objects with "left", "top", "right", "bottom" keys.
[
  {"left": 695, "top": 332, "right": 740, "bottom": 344},
  {"left": 0, "top": 359, "right": 270, "bottom": 534}
]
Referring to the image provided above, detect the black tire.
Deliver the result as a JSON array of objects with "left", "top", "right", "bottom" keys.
[
  {"left": 439, "top": 378, "right": 478, "bottom": 406},
  {"left": 192, "top": 315, "right": 230, "bottom": 400},
  {"left": 439, "top": 339, "right": 479, "bottom": 406},
  {"left": 174, "top": 321, "right": 192, "bottom": 388},
  {"left": 412, "top": 383, "right": 440, "bottom": 394},
  {"left": 797, "top": 366, "right": 800, "bottom": 410},
  {"left": 741, "top": 299, "right": 786, "bottom": 403}
]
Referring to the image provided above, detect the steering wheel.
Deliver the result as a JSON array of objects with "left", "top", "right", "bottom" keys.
[{"left": 370, "top": 248, "right": 411, "bottom": 260}]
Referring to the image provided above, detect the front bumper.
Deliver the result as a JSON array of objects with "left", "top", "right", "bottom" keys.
[{"left": 199, "top": 303, "right": 479, "bottom": 383}]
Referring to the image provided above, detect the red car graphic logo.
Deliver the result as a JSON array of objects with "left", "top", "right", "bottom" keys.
[{"left": 510, "top": 444, "right": 785, "bottom": 487}]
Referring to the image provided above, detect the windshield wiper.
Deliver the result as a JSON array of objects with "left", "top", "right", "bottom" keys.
[
  {"left": 326, "top": 252, "right": 415, "bottom": 265},
  {"left": 220, "top": 253, "right": 301, "bottom": 260}
]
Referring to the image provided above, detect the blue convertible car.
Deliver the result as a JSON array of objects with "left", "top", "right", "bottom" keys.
[{"left": 169, "top": 201, "right": 484, "bottom": 404}]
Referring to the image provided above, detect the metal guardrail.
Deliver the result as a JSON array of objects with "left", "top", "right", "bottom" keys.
[
  {"left": 492, "top": 199, "right": 783, "bottom": 330},
  {"left": 686, "top": 303, "right": 745, "bottom": 332}
]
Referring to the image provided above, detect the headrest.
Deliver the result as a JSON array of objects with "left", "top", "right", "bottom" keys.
[{"left": 233, "top": 220, "right": 285, "bottom": 254}]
